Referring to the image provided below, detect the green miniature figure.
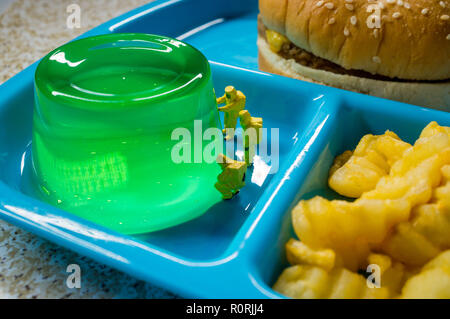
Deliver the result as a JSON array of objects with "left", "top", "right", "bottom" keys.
[
  {"left": 215, "top": 153, "right": 247, "bottom": 199},
  {"left": 239, "top": 110, "right": 263, "bottom": 165},
  {"left": 216, "top": 86, "right": 246, "bottom": 140}
]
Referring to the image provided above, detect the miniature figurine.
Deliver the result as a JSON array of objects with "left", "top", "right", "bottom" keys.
[
  {"left": 216, "top": 86, "right": 246, "bottom": 140},
  {"left": 215, "top": 153, "right": 247, "bottom": 199},
  {"left": 239, "top": 110, "right": 263, "bottom": 165}
]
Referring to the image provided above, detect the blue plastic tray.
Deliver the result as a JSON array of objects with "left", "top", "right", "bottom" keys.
[{"left": 1, "top": 0, "right": 449, "bottom": 298}]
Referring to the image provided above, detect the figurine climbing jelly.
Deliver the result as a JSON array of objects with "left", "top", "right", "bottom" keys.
[
  {"left": 216, "top": 86, "right": 246, "bottom": 140},
  {"left": 239, "top": 110, "right": 263, "bottom": 165},
  {"left": 215, "top": 153, "right": 247, "bottom": 199}
]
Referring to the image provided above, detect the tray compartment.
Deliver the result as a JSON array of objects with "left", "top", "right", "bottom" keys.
[
  {"left": 245, "top": 92, "right": 450, "bottom": 298},
  {"left": 0, "top": 71, "right": 34, "bottom": 190}
]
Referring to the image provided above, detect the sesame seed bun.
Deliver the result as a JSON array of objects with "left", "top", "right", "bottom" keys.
[
  {"left": 258, "top": 35, "right": 450, "bottom": 110},
  {"left": 259, "top": 0, "right": 450, "bottom": 81}
]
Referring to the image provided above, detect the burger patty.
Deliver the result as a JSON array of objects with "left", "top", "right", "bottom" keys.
[{"left": 258, "top": 16, "right": 446, "bottom": 83}]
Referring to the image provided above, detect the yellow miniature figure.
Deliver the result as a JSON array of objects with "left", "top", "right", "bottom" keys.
[
  {"left": 239, "top": 110, "right": 263, "bottom": 165},
  {"left": 215, "top": 153, "right": 247, "bottom": 199},
  {"left": 216, "top": 86, "right": 246, "bottom": 140}
]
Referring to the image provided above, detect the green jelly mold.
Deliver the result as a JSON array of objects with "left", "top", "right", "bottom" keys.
[{"left": 32, "top": 33, "right": 222, "bottom": 234}]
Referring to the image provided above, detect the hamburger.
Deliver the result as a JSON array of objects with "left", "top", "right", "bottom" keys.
[{"left": 258, "top": 0, "right": 450, "bottom": 110}]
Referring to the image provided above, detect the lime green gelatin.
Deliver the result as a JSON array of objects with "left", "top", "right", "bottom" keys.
[{"left": 32, "top": 33, "right": 222, "bottom": 234}]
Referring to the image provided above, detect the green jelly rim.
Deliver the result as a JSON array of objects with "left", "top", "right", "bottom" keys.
[{"left": 34, "top": 33, "right": 212, "bottom": 109}]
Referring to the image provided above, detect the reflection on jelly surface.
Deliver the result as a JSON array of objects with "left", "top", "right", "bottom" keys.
[{"left": 32, "top": 34, "right": 222, "bottom": 234}]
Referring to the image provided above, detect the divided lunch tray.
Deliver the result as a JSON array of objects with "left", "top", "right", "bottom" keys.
[{"left": 1, "top": 0, "right": 449, "bottom": 298}]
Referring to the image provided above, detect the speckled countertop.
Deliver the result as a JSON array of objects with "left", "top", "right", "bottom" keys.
[{"left": 0, "top": 0, "right": 175, "bottom": 298}]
